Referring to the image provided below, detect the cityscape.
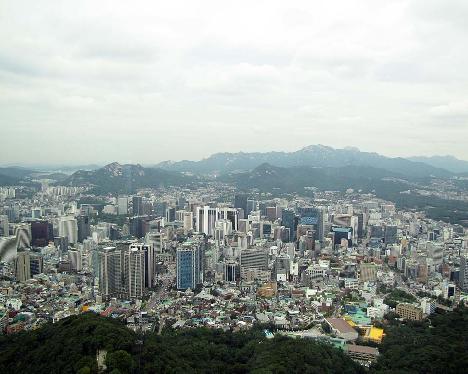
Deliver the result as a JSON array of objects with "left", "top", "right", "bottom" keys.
[{"left": 1, "top": 1, "right": 468, "bottom": 373}]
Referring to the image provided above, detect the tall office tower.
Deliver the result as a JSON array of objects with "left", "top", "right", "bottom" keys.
[
  {"left": 117, "top": 196, "right": 129, "bottom": 215},
  {"left": 31, "top": 207, "right": 42, "bottom": 219},
  {"left": 234, "top": 194, "right": 248, "bottom": 219},
  {"left": 224, "top": 261, "right": 239, "bottom": 282},
  {"left": 218, "top": 207, "right": 239, "bottom": 231},
  {"left": 369, "top": 225, "right": 384, "bottom": 239},
  {"left": 154, "top": 202, "right": 167, "bottom": 217},
  {"left": 145, "top": 232, "right": 164, "bottom": 254},
  {"left": 196, "top": 206, "right": 218, "bottom": 236},
  {"left": 99, "top": 246, "right": 123, "bottom": 298},
  {"left": 59, "top": 216, "right": 78, "bottom": 245},
  {"left": 459, "top": 256, "right": 468, "bottom": 292},
  {"left": 77, "top": 215, "right": 90, "bottom": 243},
  {"left": 14, "top": 224, "right": 31, "bottom": 250},
  {"left": 31, "top": 221, "right": 50, "bottom": 247},
  {"left": 132, "top": 196, "right": 143, "bottom": 216},
  {"left": 130, "top": 216, "right": 149, "bottom": 239},
  {"left": 281, "top": 210, "right": 297, "bottom": 242},
  {"left": 246, "top": 199, "right": 257, "bottom": 216},
  {"left": 68, "top": 249, "right": 83, "bottom": 271},
  {"left": 183, "top": 211, "right": 193, "bottom": 234},
  {"left": 0, "top": 215, "right": 9, "bottom": 236},
  {"left": 357, "top": 213, "right": 364, "bottom": 239},
  {"left": 54, "top": 236, "right": 69, "bottom": 253},
  {"left": 176, "top": 242, "right": 201, "bottom": 290},
  {"left": 266, "top": 207, "right": 277, "bottom": 221},
  {"left": 240, "top": 248, "right": 268, "bottom": 271},
  {"left": 124, "top": 246, "right": 146, "bottom": 298},
  {"left": 129, "top": 243, "right": 154, "bottom": 288},
  {"left": 297, "top": 207, "right": 325, "bottom": 242},
  {"left": 29, "top": 253, "right": 43, "bottom": 276},
  {"left": 15, "top": 251, "right": 31, "bottom": 282},
  {"left": 238, "top": 219, "right": 249, "bottom": 233},
  {"left": 384, "top": 225, "right": 398, "bottom": 244},
  {"left": 165, "top": 207, "right": 176, "bottom": 222}
]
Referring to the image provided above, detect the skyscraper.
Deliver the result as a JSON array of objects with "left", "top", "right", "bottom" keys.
[
  {"left": 124, "top": 246, "right": 146, "bottom": 298},
  {"left": 176, "top": 242, "right": 201, "bottom": 290},
  {"left": 59, "top": 216, "right": 78, "bottom": 245},
  {"left": 196, "top": 206, "right": 218, "bottom": 236},
  {"left": 15, "top": 251, "right": 31, "bottom": 282},
  {"left": 132, "top": 196, "right": 143, "bottom": 216},
  {"left": 99, "top": 246, "right": 123, "bottom": 298},
  {"left": 234, "top": 194, "right": 248, "bottom": 219},
  {"left": 117, "top": 196, "right": 129, "bottom": 215},
  {"left": 281, "top": 209, "right": 297, "bottom": 242},
  {"left": 77, "top": 215, "right": 90, "bottom": 243}
]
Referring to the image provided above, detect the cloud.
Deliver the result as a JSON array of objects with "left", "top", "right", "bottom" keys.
[{"left": 0, "top": 0, "right": 468, "bottom": 164}]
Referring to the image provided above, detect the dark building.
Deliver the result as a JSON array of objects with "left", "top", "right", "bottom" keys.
[
  {"left": 297, "top": 207, "right": 324, "bottom": 242},
  {"left": 384, "top": 225, "right": 398, "bottom": 244},
  {"left": 77, "top": 215, "right": 90, "bottom": 243},
  {"left": 282, "top": 209, "right": 298, "bottom": 242},
  {"left": 30, "top": 253, "right": 43, "bottom": 276},
  {"left": 54, "top": 236, "right": 69, "bottom": 253},
  {"left": 31, "top": 221, "right": 51, "bottom": 247},
  {"left": 132, "top": 196, "right": 143, "bottom": 216},
  {"left": 234, "top": 195, "right": 248, "bottom": 219},
  {"left": 332, "top": 226, "right": 353, "bottom": 247},
  {"left": 166, "top": 207, "right": 176, "bottom": 222}
]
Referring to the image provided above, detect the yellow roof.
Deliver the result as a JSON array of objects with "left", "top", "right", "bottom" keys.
[{"left": 368, "top": 327, "right": 384, "bottom": 341}]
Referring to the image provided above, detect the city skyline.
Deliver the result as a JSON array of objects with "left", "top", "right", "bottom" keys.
[{"left": 2, "top": 0, "right": 468, "bottom": 164}]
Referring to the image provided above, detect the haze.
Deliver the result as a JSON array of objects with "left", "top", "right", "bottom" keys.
[{"left": 1, "top": 0, "right": 468, "bottom": 165}]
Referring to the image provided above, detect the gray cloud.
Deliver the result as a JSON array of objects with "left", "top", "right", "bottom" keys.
[{"left": 0, "top": 0, "right": 467, "bottom": 165}]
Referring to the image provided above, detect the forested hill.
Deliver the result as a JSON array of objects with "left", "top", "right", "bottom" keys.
[
  {"left": 0, "top": 313, "right": 362, "bottom": 374},
  {"left": 0, "top": 307, "right": 466, "bottom": 373}
]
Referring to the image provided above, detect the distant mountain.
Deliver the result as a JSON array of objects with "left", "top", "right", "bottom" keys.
[
  {"left": 222, "top": 162, "right": 410, "bottom": 194},
  {"left": 0, "top": 173, "right": 19, "bottom": 186},
  {"left": 157, "top": 145, "right": 452, "bottom": 178},
  {"left": 61, "top": 162, "right": 193, "bottom": 194},
  {"left": 407, "top": 155, "right": 468, "bottom": 174},
  {"left": 0, "top": 166, "right": 36, "bottom": 179}
]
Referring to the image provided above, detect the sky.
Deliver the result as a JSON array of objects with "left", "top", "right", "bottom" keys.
[{"left": 1, "top": 0, "right": 468, "bottom": 165}]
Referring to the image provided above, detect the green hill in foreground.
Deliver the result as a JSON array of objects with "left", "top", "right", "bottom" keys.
[{"left": 0, "top": 307, "right": 466, "bottom": 373}]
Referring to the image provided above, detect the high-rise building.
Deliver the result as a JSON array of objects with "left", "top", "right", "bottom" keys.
[
  {"left": 132, "top": 196, "right": 143, "bottom": 216},
  {"left": 29, "top": 253, "right": 43, "bottom": 276},
  {"left": 99, "top": 246, "right": 123, "bottom": 298},
  {"left": 234, "top": 195, "right": 248, "bottom": 219},
  {"left": 68, "top": 249, "right": 83, "bottom": 271},
  {"left": 129, "top": 243, "right": 154, "bottom": 289},
  {"left": 77, "top": 215, "right": 90, "bottom": 243},
  {"left": 59, "top": 216, "right": 78, "bottom": 245},
  {"left": 298, "top": 207, "right": 324, "bottom": 242},
  {"left": 0, "top": 215, "right": 9, "bottom": 236},
  {"left": 384, "top": 225, "right": 398, "bottom": 244},
  {"left": 14, "top": 224, "right": 31, "bottom": 250},
  {"left": 117, "top": 196, "right": 129, "bottom": 215},
  {"left": 218, "top": 207, "right": 239, "bottom": 231},
  {"left": 15, "top": 251, "right": 31, "bottom": 282},
  {"left": 460, "top": 256, "right": 468, "bottom": 292},
  {"left": 281, "top": 210, "right": 297, "bottom": 242},
  {"left": 176, "top": 242, "right": 202, "bottom": 290},
  {"left": 240, "top": 249, "right": 268, "bottom": 271},
  {"left": 124, "top": 246, "right": 146, "bottom": 298},
  {"left": 196, "top": 206, "right": 218, "bottom": 236},
  {"left": 31, "top": 221, "right": 50, "bottom": 247}
]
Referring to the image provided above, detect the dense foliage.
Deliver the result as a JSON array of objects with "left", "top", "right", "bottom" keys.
[
  {"left": 1, "top": 308, "right": 467, "bottom": 373},
  {"left": 372, "top": 306, "right": 468, "bottom": 373},
  {"left": 0, "top": 313, "right": 361, "bottom": 374}
]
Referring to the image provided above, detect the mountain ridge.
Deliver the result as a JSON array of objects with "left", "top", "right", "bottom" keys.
[{"left": 155, "top": 145, "right": 453, "bottom": 178}]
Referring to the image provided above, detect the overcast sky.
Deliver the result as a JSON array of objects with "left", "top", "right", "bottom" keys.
[{"left": 1, "top": 0, "right": 468, "bottom": 165}]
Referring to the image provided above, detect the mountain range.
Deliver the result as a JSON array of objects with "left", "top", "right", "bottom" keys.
[
  {"left": 60, "top": 162, "right": 192, "bottom": 194},
  {"left": 156, "top": 145, "right": 455, "bottom": 178},
  {"left": 407, "top": 155, "right": 468, "bottom": 174}
]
